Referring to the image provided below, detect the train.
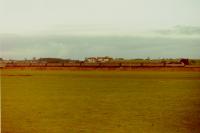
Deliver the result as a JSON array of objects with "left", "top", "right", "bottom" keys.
[{"left": 4, "top": 62, "right": 185, "bottom": 67}]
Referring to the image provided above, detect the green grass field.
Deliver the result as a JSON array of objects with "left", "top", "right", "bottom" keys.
[{"left": 1, "top": 70, "right": 200, "bottom": 133}]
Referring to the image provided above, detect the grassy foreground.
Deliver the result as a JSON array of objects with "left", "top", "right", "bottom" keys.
[{"left": 1, "top": 70, "right": 200, "bottom": 133}]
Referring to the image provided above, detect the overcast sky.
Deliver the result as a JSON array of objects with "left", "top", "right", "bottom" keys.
[{"left": 0, "top": 0, "right": 200, "bottom": 59}]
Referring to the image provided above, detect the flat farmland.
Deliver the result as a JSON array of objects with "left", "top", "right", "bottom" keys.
[{"left": 1, "top": 70, "right": 200, "bottom": 133}]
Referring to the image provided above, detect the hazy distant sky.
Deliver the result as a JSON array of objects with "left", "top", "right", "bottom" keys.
[{"left": 0, "top": 0, "right": 200, "bottom": 59}]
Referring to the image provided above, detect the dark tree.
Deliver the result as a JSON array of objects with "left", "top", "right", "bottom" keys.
[{"left": 180, "top": 59, "right": 189, "bottom": 65}]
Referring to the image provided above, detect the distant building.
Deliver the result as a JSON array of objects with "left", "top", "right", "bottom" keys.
[
  {"left": 85, "top": 56, "right": 113, "bottom": 63},
  {"left": 85, "top": 57, "right": 97, "bottom": 63},
  {"left": 97, "top": 56, "right": 113, "bottom": 63}
]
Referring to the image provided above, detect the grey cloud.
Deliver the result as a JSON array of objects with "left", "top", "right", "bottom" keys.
[
  {"left": 156, "top": 26, "right": 200, "bottom": 35},
  {"left": 0, "top": 35, "right": 200, "bottom": 59}
]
